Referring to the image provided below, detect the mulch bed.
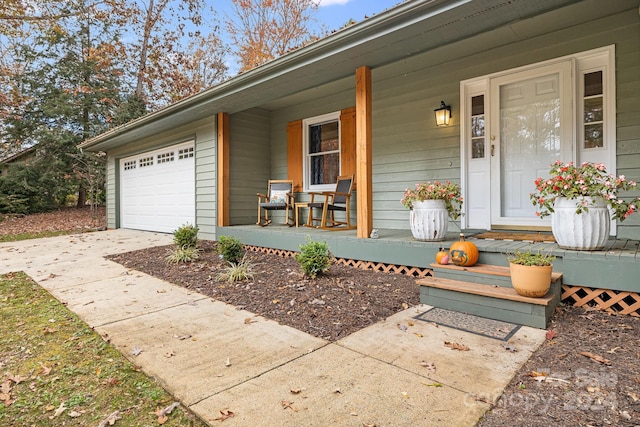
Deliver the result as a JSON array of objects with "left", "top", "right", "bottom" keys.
[{"left": 107, "top": 241, "right": 419, "bottom": 342}]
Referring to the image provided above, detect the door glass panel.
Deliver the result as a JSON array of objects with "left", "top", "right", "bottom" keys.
[
  {"left": 471, "top": 95, "right": 485, "bottom": 159},
  {"left": 499, "top": 73, "right": 562, "bottom": 218},
  {"left": 583, "top": 71, "right": 604, "bottom": 149}
]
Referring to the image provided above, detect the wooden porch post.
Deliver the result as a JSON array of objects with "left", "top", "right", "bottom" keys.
[
  {"left": 356, "top": 66, "right": 373, "bottom": 238},
  {"left": 217, "top": 112, "right": 230, "bottom": 226}
]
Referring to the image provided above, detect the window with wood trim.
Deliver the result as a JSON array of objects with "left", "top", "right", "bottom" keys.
[{"left": 287, "top": 107, "right": 356, "bottom": 192}]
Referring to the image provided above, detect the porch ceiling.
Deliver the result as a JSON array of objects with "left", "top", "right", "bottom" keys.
[{"left": 80, "top": 0, "right": 633, "bottom": 152}]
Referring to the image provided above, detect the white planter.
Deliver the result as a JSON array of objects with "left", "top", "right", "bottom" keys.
[
  {"left": 410, "top": 200, "right": 448, "bottom": 241},
  {"left": 551, "top": 196, "right": 610, "bottom": 250}
]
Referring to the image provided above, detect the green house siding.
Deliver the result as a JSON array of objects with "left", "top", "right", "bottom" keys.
[
  {"left": 106, "top": 157, "right": 117, "bottom": 229},
  {"left": 195, "top": 119, "right": 217, "bottom": 240},
  {"left": 254, "top": 6, "right": 639, "bottom": 235},
  {"left": 229, "top": 108, "right": 272, "bottom": 225},
  {"left": 105, "top": 117, "right": 217, "bottom": 237}
]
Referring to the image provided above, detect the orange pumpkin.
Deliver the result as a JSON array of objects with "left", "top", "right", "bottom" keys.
[
  {"left": 435, "top": 248, "right": 449, "bottom": 265},
  {"left": 449, "top": 233, "right": 478, "bottom": 267}
]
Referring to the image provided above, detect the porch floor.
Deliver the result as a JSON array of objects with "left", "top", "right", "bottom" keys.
[
  {"left": 220, "top": 224, "right": 640, "bottom": 297},
  {"left": 221, "top": 224, "right": 639, "bottom": 263}
]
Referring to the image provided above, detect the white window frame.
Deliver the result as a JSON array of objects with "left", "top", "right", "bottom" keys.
[
  {"left": 460, "top": 45, "right": 616, "bottom": 231},
  {"left": 302, "top": 111, "right": 341, "bottom": 192}
]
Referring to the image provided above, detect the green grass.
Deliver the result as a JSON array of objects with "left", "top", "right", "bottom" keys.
[
  {"left": 0, "top": 230, "right": 73, "bottom": 242},
  {"left": 0, "top": 272, "right": 206, "bottom": 427}
]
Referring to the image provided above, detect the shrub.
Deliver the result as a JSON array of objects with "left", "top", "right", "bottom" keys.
[
  {"left": 217, "top": 255, "right": 255, "bottom": 283},
  {"left": 165, "top": 245, "right": 201, "bottom": 264},
  {"left": 173, "top": 223, "right": 199, "bottom": 248},
  {"left": 295, "top": 237, "right": 333, "bottom": 278},
  {"left": 217, "top": 235, "right": 245, "bottom": 264}
]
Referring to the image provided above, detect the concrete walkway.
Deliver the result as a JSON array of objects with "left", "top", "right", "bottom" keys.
[{"left": 0, "top": 229, "right": 546, "bottom": 426}]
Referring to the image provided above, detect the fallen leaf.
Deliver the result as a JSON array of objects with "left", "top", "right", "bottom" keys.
[
  {"left": 422, "top": 382, "right": 443, "bottom": 387},
  {"left": 212, "top": 409, "right": 235, "bottom": 421},
  {"left": 580, "top": 351, "right": 611, "bottom": 365},
  {"left": 42, "top": 327, "right": 57, "bottom": 334},
  {"left": 402, "top": 303, "right": 409, "bottom": 310},
  {"left": 401, "top": 391, "right": 409, "bottom": 399},
  {"left": 607, "top": 346, "right": 622, "bottom": 354},
  {"left": 97, "top": 410, "right": 120, "bottom": 427},
  {"left": 132, "top": 346, "right": 143, "bottom": 356},
  {"left": 156, "top": 289, "right": 167, "bottom": 293},
  {"left": 165, "top": 351, "right": 176, "bottom": 358},
  {"left": 290, "top": 388, "right": 302, "bottom": 394},
  {"left": 0, "top": 391, "right": 14, "bottom": 406},
  {"left": 6, "top": 373, "right": 27, "bottom": 384},
  {"left": 225, "top": 356, "right": 231, "bottom": 367},
  {"left": 419, "top": 361, "right": 436, "bottom": 372},
  {"left": 527, "top": 371, "right": 548, "bottom": 382},
  {"left": 413, "top": 332, "right": 423, "bottom": 338},
  {"left": 444, "top": 341, "right": 469, "bottom": 351},
  {"left": 281, "top": 400, "right": 297, "bottom": 411},
  {"left": 272, "top": 299, "right": 281, "bottom": 304},
  {"left": 40, "top": 362, "right": 52, "bottom": 375},
  {"left": 105, "top": 377, "right": 120, "bottom": 386},
  {"left": 397, "top": 323, "right": 408, "bottom": 332},
  {"left": 68, "top": 410, "right": 82, "bottom": 418},
  {"left": 545, "top": 329, "right": 557, "bottom": 340},
  {"left": 52, "top": 402, "right": 67, "bottom": 418},
  {"left": 155, "top": 402, "right": 180, "bottom": 424},
  {"left": 502, "top": 343, "right": 518, "bottom": 352},
  {"left": 244, "top": 318, "right": 257, "bottom": 324},
  {"left": 173, "top": 334, "right": 192, "bottom": 340},
  {"left": 407, "top": 321, "right": 414, "bottom": 326}
]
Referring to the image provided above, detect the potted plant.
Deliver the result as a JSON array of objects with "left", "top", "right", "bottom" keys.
[
  {"left": 401, "top": 181, "right": 463, "bottom": 241},
  {"left": 507, "top": 251, "right": 555, "bottom": 298},
  {"left": 530, "top": 161, "right": 639, "bottom": 250}
]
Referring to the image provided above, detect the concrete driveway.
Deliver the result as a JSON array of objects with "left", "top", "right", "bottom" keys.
[{"left": 0, "top": 229, "right": 546, "bottom": 426}]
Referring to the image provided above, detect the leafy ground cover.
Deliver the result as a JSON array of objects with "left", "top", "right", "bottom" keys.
[
  {"left": 0, "top": 206, "right": 106, "bottom": 242},
  {"left": 0, "top": 272, "right": 206, "bottom": 426}
]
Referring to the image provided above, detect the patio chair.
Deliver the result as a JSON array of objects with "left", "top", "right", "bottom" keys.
[
  {"left": 256, "top": 180, "right": 295, "bottom": 227},
  {"left": 306, "top": 175, "right": 355, "bottom": 230}
]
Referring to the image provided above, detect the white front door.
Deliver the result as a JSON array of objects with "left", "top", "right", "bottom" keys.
[
  {"left": 461, "top": 47, "right": 616, "bottom": 232},
  {"left": 488, "top": 61, "right": 574, "bottom": 228}
]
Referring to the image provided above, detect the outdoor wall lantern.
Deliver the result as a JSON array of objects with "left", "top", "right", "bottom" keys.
[{"left": 434, "top": 101, "right": 452, "bottom": 126}]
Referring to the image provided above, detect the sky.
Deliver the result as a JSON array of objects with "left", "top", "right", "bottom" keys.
[
  {"left": 208, "top": 0, "right": 404, "bottom": 37},
  {"left": 312, "top": 0, "right": 403, "bottom": 31}
]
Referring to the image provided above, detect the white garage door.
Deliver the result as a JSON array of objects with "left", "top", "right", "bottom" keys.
[{"left": 120, "top": 141, "right": 195, "bottom": 233}]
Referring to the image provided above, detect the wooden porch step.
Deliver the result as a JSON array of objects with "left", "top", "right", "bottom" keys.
[
  {"left": 417, "top": 273, "right": 562, "bottom": 329},
  {"left": 417, "top": 276, "right": 556, "bottom": 305},
  {"left": 429, "top": 263, "right": 563, "bottom": 288}
]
